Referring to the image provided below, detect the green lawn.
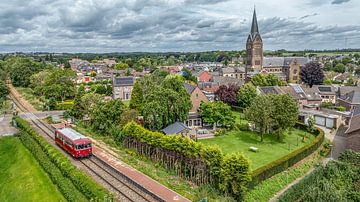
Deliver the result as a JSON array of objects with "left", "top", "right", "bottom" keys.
[
  {"left": 15, "top": 87, "right": 45, "bottom": 111},
  {"left": 0, "top": 137, "right": 65, "bottom": 202},
  {"left": 199, "top": 128, "right": 314, "bottom": 170}
]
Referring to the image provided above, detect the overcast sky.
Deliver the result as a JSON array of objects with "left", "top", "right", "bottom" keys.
[{"left": 0, "top": 0, "right": 359, "bottom": 53}]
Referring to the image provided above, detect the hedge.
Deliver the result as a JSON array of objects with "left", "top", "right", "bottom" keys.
[
  {"left": 249, "top": 123, "right": 324, "bottom": 188},
  {"left": 18, "top": 131, "right": 87, "bottom": 202},
  {"left": 55, "top": 100, "right": 74, "bottom": 110},
  {"left": 122, "top": 122, "right": 251, "bottom": 199},
  {"left": 14, "top": 116, "right": 113, "bottom": 201}
]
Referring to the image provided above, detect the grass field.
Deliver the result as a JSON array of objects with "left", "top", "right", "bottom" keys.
[
  {"left": 0, "top": 137, "right": 65, "bottom": 202},
  {"left": 199, "top": 128, "right": 314, "bottom": 170},
  {"left": 15, "top": 87, "right": 45, "bottom": 111}
]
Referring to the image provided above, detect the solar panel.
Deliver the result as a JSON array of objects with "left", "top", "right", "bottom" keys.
[
  {"left": 293, "top": 85, "right": 304, "bottom": 94},
  {"left": 318, "top": 86, "right": 332, "bottom": 92}
]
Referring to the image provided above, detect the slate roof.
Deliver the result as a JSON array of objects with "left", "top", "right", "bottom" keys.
[
  {"left": 212, "top": 76, "right": 243, "bottom": 87},
  {"left": 263, "top": 57, "right": 285, "bottom": 67},
  {"left": 338, "top": 86, "right": 360, "bottom": 97},
  {"left": 263, "top": 57, "right": 309, "bottom": 68},
  {"left": 340, "top": 91, "right": 360, "bottom": 104},
  {"left": 184, "top": 83, "right": 196, "bottom": 94},
  {"left": 346, "top": 105, "right": 360, "bottom": 134},
  {"left": 113, "top": 77, "right": 135, "bottom": 87},
  {"left": 162, "top": 122, "right": 190, "bottom": 135},
  {"left": 258, "top": 86, "right": 284, "bottom": 95}
]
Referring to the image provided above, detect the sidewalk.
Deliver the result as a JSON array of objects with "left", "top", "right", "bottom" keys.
[
  {"left": 0, "top": 114, "right": 18, "bottom": 136},
  {"left": 93, "top": 145, "right": 190, "bottom": 202}
]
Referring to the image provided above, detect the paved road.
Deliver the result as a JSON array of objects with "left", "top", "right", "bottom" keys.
[
  {"left": 0, "top": 114, "right": 18, "bottom": 136},
  {"left": 19, "top": 111, "right": 64, "bottom": 120},
  {"left": 317, "top": 125, "right": 347, "bottom": 159}
]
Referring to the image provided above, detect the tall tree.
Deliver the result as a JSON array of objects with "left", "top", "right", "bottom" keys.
[
  {"left": 129, "top": 80, "right": 143, "bottom": 112},
  {"left": 199, "top": 101, "right": 235, "bottom": 129},
  {"left": 237, "top": 83, "right": 257, "bottom": 110},
  {"left": 244, "top": 95, "right": 274, "bottom": 142},
  {"left": 215, "top": 85, "right": 240, "bottom": 106},
  {"left": 90, "top": 99, "right": 125, "bottom": 134},
  {"left": 71, "top": 85, "right": 86, "bottom": 119},
  {"left": 270, "top": 94, "right": 299, "bottom": 140},
  {"left": 300, "top": 61, "right": 324, "bottom": 88},
  {"left": 142, "top": 76, "right": 191, "bottom": 130}
]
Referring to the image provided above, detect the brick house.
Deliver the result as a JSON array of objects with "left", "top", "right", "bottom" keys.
[
  {"left": 112, "top": 77, "right": 135, "bottom": 100},
  {"left": 337, "top": 87, "right": 360, "bottom": 112},
  {"left": 197, "top": 71, "right": 212, "bottom": 82},
  {"left": 184, "top": 83, "right": 209, "bottom": 128},
  {"left": 345, "top": 107, "right": 360, "bottom": 152}
]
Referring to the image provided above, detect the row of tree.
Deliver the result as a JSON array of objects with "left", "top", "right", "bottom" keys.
[{"left": 0, "top": 61, "right": 9, "bottom": 109}]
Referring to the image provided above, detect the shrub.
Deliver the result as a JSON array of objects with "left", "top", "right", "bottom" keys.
[
  {"left": 56, "top": 100, "right": 74, "bottom": 110},
  {"left": 18, "top": 131, "right": 86, "bottom": 202},
  {"left": 278, "top": 160, "right": 360, "bottom": 202},
  {"left": 249, "top": 123, "right": 324, "bottom": 187},
  {"left": 121, "top": 122, "right": 250, "bottom": 198},
  {"left": 13, "top": 116, "right": 112, "bottom": 201}
]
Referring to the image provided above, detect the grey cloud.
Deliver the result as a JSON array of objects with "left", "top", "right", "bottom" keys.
[
  {"left": 299, "top": 13, "right": 319, "bottom": 20},
  {"left": 331, "top": 0, "right": 351, "bottom": 5},
  {"left": 0, "top": 0, "right": 358, "bottom": 52}
]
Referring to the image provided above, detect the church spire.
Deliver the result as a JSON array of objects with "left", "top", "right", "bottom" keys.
[{"left": 250, "top": 6, "right": 259, "bottom": 36}]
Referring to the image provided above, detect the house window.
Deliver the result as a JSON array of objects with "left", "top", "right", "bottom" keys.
[
  {"left": 293, "top": 69, "right": 297, "bottom": 74},
  {"left": 196, "top": 93, "right": 199, "bottom": 98},
  {"left": 293, "top": 76, "right": 297, "bottom": 80},
  {"left": 188, "top": 120, "right": 193, "bottom": 127},
  {"left": 255, "top": 60, "right": 260, "bottom": 65}
]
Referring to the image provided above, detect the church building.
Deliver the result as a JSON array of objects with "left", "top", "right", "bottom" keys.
[{"left": 245, "top": 8, "right": 310, "bottom": 83}]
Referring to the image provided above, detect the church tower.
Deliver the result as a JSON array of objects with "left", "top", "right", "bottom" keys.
[{"left": 246, "top": 7, "right": 263, "bottom": 72}]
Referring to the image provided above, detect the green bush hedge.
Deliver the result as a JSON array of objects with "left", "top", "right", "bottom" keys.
[
  {"left": 14, "top": 116, "right": 112, "bottom": 201},
  {"left": 122, "top": 122, "right": 251, "bottom": 200},
  {"left": 18, "top": 131, "right": 86, "bottom": 202},
  {"left": 249, "top": 123, "right": 324, "bottom": 188},
  {"left": 55, "top": 100, "right": 74, "bottom": 110},
  {"left": 278, "top": 158, "right": 360, "bottom": 201}
]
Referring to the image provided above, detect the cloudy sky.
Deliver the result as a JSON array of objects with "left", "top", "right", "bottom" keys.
[{"left": 0, "top": 0, "right": 359, "bottom": 52}]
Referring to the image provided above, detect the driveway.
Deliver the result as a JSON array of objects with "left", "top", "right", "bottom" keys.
[
  {"left": 317, "top": 125, "right": 347, "bottom": 159},
  {"left": 0, "top": 114, "right": 18, "bottom": 136}
]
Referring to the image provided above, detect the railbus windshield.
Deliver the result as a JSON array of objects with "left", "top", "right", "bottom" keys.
[{"left": 75, "top": 143, "right": 91, "bottom": 150}]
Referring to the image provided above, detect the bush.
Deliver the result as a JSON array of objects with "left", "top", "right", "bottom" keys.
[
  {"left": 249, "top": 123, "right": 324, "bottom": 187},
  {"left": 122, "top": 122, "right": 250, "bottom": 199},
  {"left": 236, "top": 123, "right": 250, "bottom": 131},
  {"left": 18, "top": 131, "right": 86, "bottom": 202},
  {"left": 13, "top": 116, "right": 112, "bottom": 201},
  {"left": 278, "top": 160, "right": 360, "bottom": 202},
  {"left": 55, "top": 100, "right": 74, "bottom": 110}
]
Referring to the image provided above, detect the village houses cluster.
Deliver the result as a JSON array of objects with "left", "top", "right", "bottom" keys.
[{"left": 68, "top": 9, "right": 360, "bottom": 152}]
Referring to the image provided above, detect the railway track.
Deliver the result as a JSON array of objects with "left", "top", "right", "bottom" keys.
[{"left": 9, "top": 91, "right": 159, "bottom": 202}]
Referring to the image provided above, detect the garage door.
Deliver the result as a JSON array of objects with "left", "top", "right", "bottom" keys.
[
  {"left": 325, "top": 118, "right": 334, "bottom": 128},
  {"left": 315, "top": 116, "right": 325, "bottom": 126}
]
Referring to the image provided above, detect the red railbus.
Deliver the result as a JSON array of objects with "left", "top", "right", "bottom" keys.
[{"left": 55, "top": 127, "right": 92, "bottom": 158}]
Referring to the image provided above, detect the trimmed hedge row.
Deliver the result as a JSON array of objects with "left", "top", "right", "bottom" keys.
[
  {"left": 249, "top": 123, "right": 324, "bottom": 187},
  {"left": 14, "top": 116, "right": 112, "bottom": 201},
  {"left": 18, "top": 131, "right": 87, "bottom": 201},
  {"left": 56, "top": 101, "right": 74, "bottom": 110}
]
